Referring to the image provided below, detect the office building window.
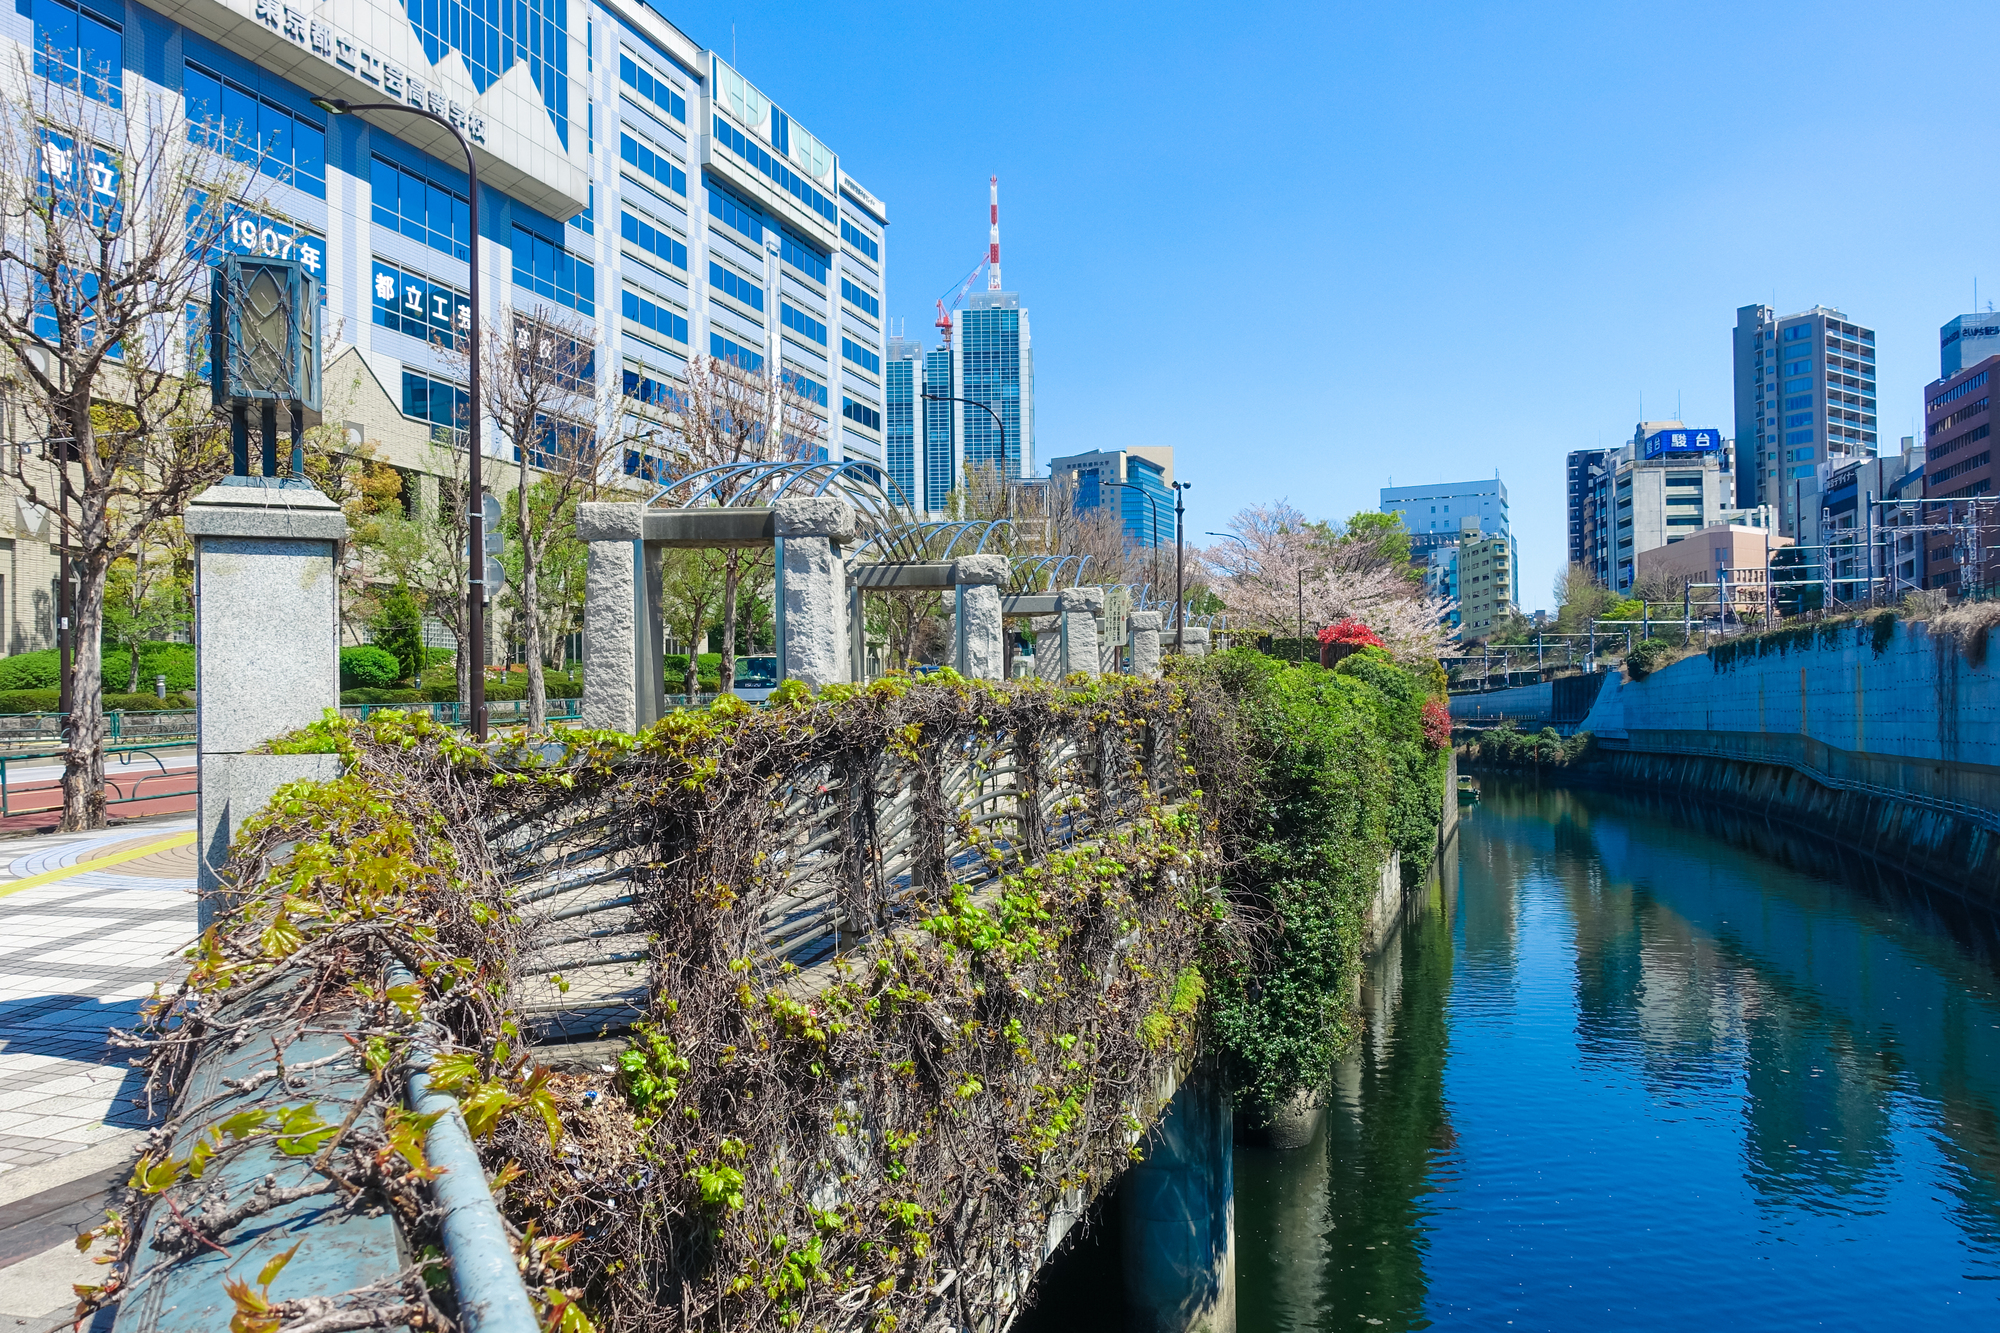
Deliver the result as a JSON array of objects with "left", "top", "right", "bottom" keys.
[
  {"left": 711, "top": 333, "right": 764, "bottom": 374},
  {"left": 710, "top": 261, "right": 764, "bottom": 312},
  {"left": 840, "top": 278, "right": 880, "bottom": 318},
  {"left": 34, "top": 0, "right": 119, "bottom": 106},
  {"left": 621, "top": 288, "right": 688, "bottom": 344},
  {"left": 707, "top": 186, "right": 763, "bottom": 244},
  {"left": 842, "top": 396, "right": 880, "bottom": 431},
  {"left": 710, "top": 115, "right": 836, "bottom": 226},
  {"left": 513, "top": 225, "right": 595, "bottom": 315},
  {"left": 373, "top": 259, "right": 469, "bottom": 349},
  {"left": 618, "top": 52, "right": 685, "bottom": 122},
  {"left": 370, "top": 155, "right": 470, "bottom": 260},
  {"left": 619, "top": 131, "right": 686, "bottom": 196},
  {"left": 402, "top": 0, "right": 568, "bottom": 144},
  {"left": 781, "top": 303, "right": 827, "bottom": 345},
  {"left": 402, "top": 371, "right": 468, "bottom": 429},
  {"left": 184, "top": 61, "right": 326, "bottom": 198},
  {"left": 620, "top": 210, "right": 686, "bottom": 270},
  {"left": 622, "top": 367, "right": 679, "bottom": 408},
  {"left": 785, "top": 368, "right": 828, "bottom": 407},
  {"left": 840, "top": 217, "right": 878, "bottom": 261},
  {"left": 782, "top": 232, "right": 828, "bottom": 283},
  {"left": 841, "top": 336, "right": 879, "bottom": 374}
]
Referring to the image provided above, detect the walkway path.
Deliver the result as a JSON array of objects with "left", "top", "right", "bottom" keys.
[{"left": 0, "top": 818, "right": 195, "bottom": 1330}]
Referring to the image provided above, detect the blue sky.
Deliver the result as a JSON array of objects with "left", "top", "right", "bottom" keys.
[{"left": 657, "top": 0, "right": 1995, "bottom": 608}]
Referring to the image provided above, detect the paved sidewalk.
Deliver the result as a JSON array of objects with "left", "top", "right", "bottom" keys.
[{"left": 0, "top": 819, "right": 195, "bottom": 1327}]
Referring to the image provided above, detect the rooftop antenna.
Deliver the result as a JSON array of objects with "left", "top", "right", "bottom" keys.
[
  {"left": 987, "top": 175, "right": 1001, "bottom": 291},
  {"left": 731, "top": 22, "right": 736, "bottom": 65}
]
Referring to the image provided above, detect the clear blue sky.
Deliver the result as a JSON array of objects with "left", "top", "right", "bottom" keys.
[{"left": 655, "top": 0, "right": 1994, "bottom": 608}]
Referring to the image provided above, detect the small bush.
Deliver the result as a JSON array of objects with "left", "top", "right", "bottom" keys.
[
  {"left": 0, "top": 641, "right": 196, "bottom": 694},
  {"left": 1473, "top": 722, "right": 1594, "bottom": 767},
  {"left": 1625, "top": 638, "right": 1680, "bottom": 680},
  {"left": 0, "top": 688, "right": 193, "bottom": 714},
  {"left": 0, "top": 652, "right": 59, "bottom": 691},
  {"left": 340, "top": 645, "right": 403, "bottom": 690},
  {"left": 340, "top": 688, "right": 429, "bottom": 705}
]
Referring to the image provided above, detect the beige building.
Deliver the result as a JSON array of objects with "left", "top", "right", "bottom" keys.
[
  {"left": 1459, "top": 534, "right": 1515, "bottom": 641},
  {"left": 1635, "top": 521, "right": 1794, "bottom": 616}
]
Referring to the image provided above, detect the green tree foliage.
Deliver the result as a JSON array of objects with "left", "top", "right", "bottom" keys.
[
  {"left": 339, "top": 645, "right": 402, "bottom": 690},
  {"left": 367, "top": 586, "right": 427, "bottom": 684},
  {"left": 1193, "top": 647, "right": 1448, "bottom": 1115}
]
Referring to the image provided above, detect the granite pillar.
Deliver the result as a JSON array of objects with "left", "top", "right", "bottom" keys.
[
  {"left": 577, "top": 502, "right": 664, "bottom": 732},
  {"left": 775, "top": 497, "right": 855, "bottom": 689},
  {"left": 1058, "top": 586, "right": 1104, "bottom": 679},
  {"left": 1129, "top": 610, "right": 1163, "bottom": 679},
  {"left": 187, "top": 480, "right": 347, "bottom": 930},
  {"left": 952, "top": 554, "right": 1008, "bottom": 681}
]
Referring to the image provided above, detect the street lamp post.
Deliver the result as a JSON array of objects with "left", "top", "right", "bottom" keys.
[
  {"left": 922, "top": 395, "right": 1005, "bottom": 499},
  {"left": 1171, "top": 481, "right": 1191, "bottom": 653},
  {"left": 311, "top": 96, "right": 487, "bottom": 740}
]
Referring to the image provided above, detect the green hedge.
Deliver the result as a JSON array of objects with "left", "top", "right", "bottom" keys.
[
  {"left": 340, "top": 645, "right": 403, "bottom": 690},
  {"left": 1191, "top": 647, "right": 1448, "bottom": 1115},
  {"left": 663, "top": 653, "right": 723, "bottom": 691},
  {"left": 0, "top": 688, "right": 193, "bottom": 714},
  {"left": 0, "top": 642, "right": 196, "bottom": 694}
]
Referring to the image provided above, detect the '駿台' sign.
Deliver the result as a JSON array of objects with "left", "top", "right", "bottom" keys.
[{"left": 1643, "top": 428, "right": 1723, "bottom": 459}]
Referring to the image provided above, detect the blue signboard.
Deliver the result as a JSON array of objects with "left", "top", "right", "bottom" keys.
[{"left": 1643, "top": 427, "right": 1723, "bottom": 460}]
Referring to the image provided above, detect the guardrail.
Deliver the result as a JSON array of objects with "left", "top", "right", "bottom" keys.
[
  {"left": 0, "top": 709, "right": 196, "bottom": 749},
  {"left": 338, "top": 697, "right": 585, "bottom": 725},
  {"left": 0, "top": 743, "right": 196, "bottom": 818}
]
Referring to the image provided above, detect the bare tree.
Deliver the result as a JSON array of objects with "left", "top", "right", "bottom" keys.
[
  {"left": 369, "top": 435, "right": 473, "bottom": 705},
  {"left": 481, "top": 306, "right": 613, "bottom": 730},
  {"left": 0, "top": 59, "right": 246, "bottom": 827},
  {"left": 656, "top": 354, "right": 822, "bottom": 694}
]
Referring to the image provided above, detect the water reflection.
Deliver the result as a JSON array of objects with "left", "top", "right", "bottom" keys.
[{"left": 1236, "top": 780, "right": 2000, "bottom": 1331}]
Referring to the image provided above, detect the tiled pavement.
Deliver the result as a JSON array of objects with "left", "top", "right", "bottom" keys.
[{"left": 0, "top": 818, "right": 195, "bottom": 1329}]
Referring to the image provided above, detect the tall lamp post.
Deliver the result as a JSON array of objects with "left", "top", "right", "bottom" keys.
[
  {"left": 1171, "top": 481, "right": 1191, "bottom": 653},
  {"left": 922, "top": 394, "right": 1005, "bottom": 502},
  {"left": 311, "top": 96, "right": 487, "bottom": 740}
]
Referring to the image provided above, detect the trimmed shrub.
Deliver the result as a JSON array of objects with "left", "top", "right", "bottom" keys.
[
  {"left": 340, "top": 645, "right": 402, "bottom": 690},
  {"left": 340, "top": 688, "right": 428, "bottom": 705},
  {"left": 0, "top": 688, "right": 193, "bottom": 714},
  {"left": 1625, "top": 637, "right": 1679, "bottom": 680},
  {"left": 0, "top": 642, "right": 195, "bottom": 694},
  {"left": 0, "top": 652, "right": 59, "bottom": 691}
]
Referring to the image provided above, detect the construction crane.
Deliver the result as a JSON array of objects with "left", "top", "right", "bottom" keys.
[{"left": 934, "top": 175, "right": 1001, "bottom": 350}]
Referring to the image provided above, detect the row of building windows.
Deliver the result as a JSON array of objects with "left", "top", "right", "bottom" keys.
[
  {"left": 185, "top": 60, "right": 327, "bottom": 198},
  {"left": 712, "top": 332, "right": 763, "bottom": 374},
  {"left": 842, "top": 396, "right": 880, "bottom": 431},
  {"left": 1933, "top": 450, "right": 1991, "bottom": 486},
  {"left": 710, "top": 115, "right": 837, "bottom": 227},
  {"left": 1932, "top": 398, "right": 1989, "bottom": 437},
  {"left": 1932, "top": 423, "right": 1991, "bottom": 462},
  {"left": 1931, "top": 371, "right": 1988, "bottom": 413},
  {"left": 620, "top": 210, "right": 686, "bottom": 271},
  {"left": 842, "top": 336, "right": 879, "bottom": 374},
  {"left": 840, "top": 278, "right": 879, "bottom": 317},
  {"left": 785, "top": 368, "right": 828, "bottom": 408},
  {"left": 402, "top": 370, "right": 467, "bottom": 430},
  {"left": 622, "top": 288, "right": 689, "bottom": 345},
  {"left": 373, "top": 259, "right": 469, "bottom": 349},
  {"left": 782, "top": 232, "right": 828, "bottom": 284},
  {"left": 618, "top": 52, "right": 685, "bottom": 122},
  {"left": 371, "top": 155, "right": 469, "bottom": 260},
  {"left": 782, "top": 303, "right": 826, "bottom": 345},
  {"left": 34, "top": 0, "right": 119, "bottom": 105},
  {"left": 839, "top": 217, "right": 878, "bottom": 261},
  {"left": 512, "top": 225, "right": 595, "bottom": 316},
  {"left": 1941, "top": 477, "right": 1995, "bottom": 500},
  {"left": 709, "top": 261, "right": 763, "bottom": 312},
  {"left": 619, "top": 131, "right": 686, "bottom": 197},
  {"left": 708, "top": 186, "right": 762, "bottom": 244}
]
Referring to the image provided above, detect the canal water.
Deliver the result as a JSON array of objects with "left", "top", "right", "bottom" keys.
[
  {"left": 1021, "top": 777, "right": 2000, "bottom": 1331},
  {"left": 1234, "top": 779, "right": 2000, "bottom": 1331}
]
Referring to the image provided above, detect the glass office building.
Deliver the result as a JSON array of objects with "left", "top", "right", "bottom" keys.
[
  {"left": 6, "top": 0, "right": 893, "bottom": 482},
  {"left": 1732, "top": 304, "right": 1876, "bottom": 537}
]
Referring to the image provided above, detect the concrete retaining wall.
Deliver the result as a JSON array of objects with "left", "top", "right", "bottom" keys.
[{"left": 1450, "top": 681, "right": 1554, "bottom": 727}]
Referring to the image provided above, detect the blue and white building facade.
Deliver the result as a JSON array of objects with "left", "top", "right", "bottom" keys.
[
  {"left": 1045, "top": 448, "right": 1174, "bottom": 547},
  {"left": 7, "top": 0, "right": 891, "bottom": 478},
  {"left": 879, "top": 295, "right": 1034, "bottom": 515}
]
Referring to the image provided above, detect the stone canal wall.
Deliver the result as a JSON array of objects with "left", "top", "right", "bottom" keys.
[{"left": 1567, "top": 617, "right": 2000, "bottom": 903}]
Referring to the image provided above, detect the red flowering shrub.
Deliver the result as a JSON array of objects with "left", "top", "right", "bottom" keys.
[
  {"left": 1317, "top": 618, "right": 1385, "bottom": 649},
  {"left": 1421, "top": 697, "right": 1451, "bottom": 749}
]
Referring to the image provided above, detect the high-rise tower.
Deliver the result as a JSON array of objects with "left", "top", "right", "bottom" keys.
[{"left": 1732, "top": 305, "right": 1877, "bottom": 536}]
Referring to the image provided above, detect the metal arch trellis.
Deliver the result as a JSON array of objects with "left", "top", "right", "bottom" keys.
[
  {"left": 1005, "top": 553, "right": 1093, "bottom": 594},
  {"left": 847, "top": 519, "right": 1016, "bottom": 565},
  {"left": 647, "top": 459, "right": 916, "bottom": 527}
]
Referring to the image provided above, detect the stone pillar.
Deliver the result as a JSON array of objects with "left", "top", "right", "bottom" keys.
[
  {"left": 578, "top": 503, "right": 664, "bottom": 731},
  {"left": 952, "top": 554, "right": 1008, "bottom": 681},
  {"left": 1175, "top": 627, "right": 1211, "bottom": 660},
  {"left": 1121, "top": 1069, "right": 1235, "bottom": 1333},
  {"left": 775, "top": 497, "right": 854, "bottom": 689},
  {"left": 187, "top": 481, "right": 347, "bottom": 931},
  {"left": 1129, "top": 610, "right": 1163, "bottom": 679},
  {"left": 1057, "top": 586, "right": 1103, "bottom": 679},
  {"left": 1029, "top": 616, "right": 1063, "bottom": 681}
]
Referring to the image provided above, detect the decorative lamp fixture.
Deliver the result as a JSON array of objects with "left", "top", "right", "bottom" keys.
[{"left": 211, "top": 254, "right": 322, "bottom": 480}]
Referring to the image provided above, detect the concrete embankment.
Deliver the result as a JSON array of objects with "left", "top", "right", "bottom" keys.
[{"left": 1534, "top": 618, "right": 2000, "bottom": 904}]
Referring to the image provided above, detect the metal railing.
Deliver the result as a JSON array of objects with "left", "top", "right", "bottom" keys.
[
  {"left": 339, "top": 697, "right": 586, "bottom": 726},
  {"left": 0, "top": 743, "right": 196, "bottom": 818},
  {"left": 0, "top": 709, "right": 197, "bottom": 749}
]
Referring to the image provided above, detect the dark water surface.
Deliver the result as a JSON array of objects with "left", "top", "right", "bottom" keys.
[{"left": 1235, "top": 779, "right": 2000, "bottom": 1331}]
